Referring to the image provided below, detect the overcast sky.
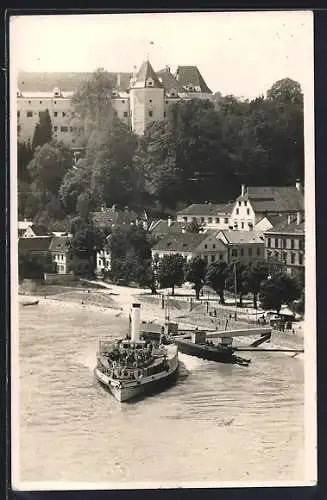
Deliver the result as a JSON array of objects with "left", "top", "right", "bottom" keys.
[{"left": 10, "top": 11, "right": 313, "bottom": 99}]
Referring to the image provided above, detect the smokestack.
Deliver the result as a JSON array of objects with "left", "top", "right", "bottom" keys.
[
  {"left": 131, "top": 303, "right": 141, "bottom": 342},
  {"left": 168, "top": 216, "right": 172, "bottom": 228},
  {"left": 296, "top": 179, "right": 302, "bottom": 192},
  {"left": 287, "top": 214, "right": 291, "bottom": 225},
  {"left": 241, "top": 184, "right": 245, "bottom": 197},
  {"left": 297, "top": 211, "right": 302, "bottom": 225}
]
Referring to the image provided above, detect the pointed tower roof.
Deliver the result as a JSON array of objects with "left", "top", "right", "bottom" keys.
[
  {"left": 175, "top": 66, "right": 212, "bottom": 93},
  {"left": 157, "top": 67, "right": 185, "bottom": 96},
  {"left": 130, "top": 60, "right": 163, "bottom": 89}
]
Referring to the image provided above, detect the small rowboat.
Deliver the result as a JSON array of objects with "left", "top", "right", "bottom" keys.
[{"left": 22, "top": 300, "right": 39, "bottom": 307}]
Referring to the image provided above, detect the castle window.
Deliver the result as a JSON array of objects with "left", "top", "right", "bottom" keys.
[
  {"left": 123, "top": 111, "right": 128, "bottom": 118},
  {"left": 146, "top": 78, "right": 154, "bottom": 87},
  {"left": 39, "top": 101, "right": 42, "bottom": 104},
  {"left": 17, "top": 111, "right": 20, "bottom": 118},
  {"left": 60, "top": 126, "right": 68, "bottom": 132},
  {"left": 54, "top": 126, "right": 58, "bottom": 131},
  {"left": 62, "top": 112, "right": 66, "bottom": 117},
  {"left": 148, "top": 110, "right": 153, "bottom": 117},
  {"left": 26, "top": 111, "right": 33, "bottom": 117},
  {"left": 204, "top": 244, "right": 207, "bottom": 249},
  {"left": 238, "top": 201, "right": 241, "bottom": 206},
  {"left": 54, "top": 111, "right": 58, "bottom": 117},
  {"left": 244, "top": 201, "right": 247, "bottom": 206},
  {"left": 213, "top": 244, "right": 216, "bottom": 249}
]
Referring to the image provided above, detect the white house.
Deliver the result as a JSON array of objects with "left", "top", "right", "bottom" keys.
[{"left": 176, "top": 203, "right": 233, "bottom": 230}]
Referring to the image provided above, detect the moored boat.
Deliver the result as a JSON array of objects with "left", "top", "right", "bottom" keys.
[{"left": 94, "top": 303, "right": 179, "bottom": 402}]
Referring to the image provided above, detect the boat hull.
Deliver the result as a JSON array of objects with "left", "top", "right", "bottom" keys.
[{"left": 175, "top": 338, "right": 235, "bottom": 363}]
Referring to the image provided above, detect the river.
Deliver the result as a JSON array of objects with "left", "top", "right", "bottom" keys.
[{"left": 16, "top": 299, "right": 305, "bottom": 487}]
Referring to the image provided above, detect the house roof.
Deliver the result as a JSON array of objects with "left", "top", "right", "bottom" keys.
[
  {"left": 157, "top": 68, "right": 185, "bottom": 95},
  {"left": 19, "top": 236, "right": 53, "bottom": 252},
  {"left": 130, "top": 61, "right": 163, "bottom": 89},
  {"left": 152, "top": 232, "right": 214, "bottom": 253},
  {"left": 29, "top": 224, "right": 49, "bottom": 236},
  {"left": 175, "top": 66, "right": 212, "bottom": 93},
  {"left": 92, "top": 207, "right": 143, "bottom": 228},
  {"left": 177, "top": 203, "right": 233, "bottom": 216},
  {"left": 49, "top": 236, "right": 72, "bottom": 253},
  {"left": 255, "top": 214, "right": 289, "bottom": 228},
  {"left": 241, "top": 186, "right": 304, "bottom": 213},
  {"left": 149, "top": 219, "right": 185, "bottom": 236},
  {"left": 218, "top": 230, "right": 265, "bottom": 245},
  {"left": 265, "top": 219, "right": 304, "bottom": 235},
  {"left": 18, "top": 220, "right": 33, "bottom": 230},
  {"left": 17, "top": 71, "right": 132, "bottom": 92}
]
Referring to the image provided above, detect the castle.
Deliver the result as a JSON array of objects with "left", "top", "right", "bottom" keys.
[{"left": 17, "top": 60, "right": 213, "bottom": 146}]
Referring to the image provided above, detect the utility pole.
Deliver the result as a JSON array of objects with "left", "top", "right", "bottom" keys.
[{"left": 234, "top": 261, "right": 238, "bottom": 321}]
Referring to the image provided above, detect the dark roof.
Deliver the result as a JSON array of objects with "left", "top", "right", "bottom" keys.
[
  {"left": 49, "top": 236, "right": 72, "bottom": 253},
  {"left": 92, "top": 208, "right": 142, "bottom": 228},
  {"left": 175, "top": 66, "right": 212, "bottom": 93},
  {"left": 19, "top": 236, "right": 53, "bottom": 252},
  {"left": 29, "top": 224, "right": 49, "bottom": 236},
  {"left": 18, "top": 229, "right": 25, "bottom": 237},
  {"left": 152, "top": 232, "right": 212, "bottom": 252},
  {"left": 177, "top": 203, "right": 233, "bottom": 216},
  {"left": 265, "top": 220, "right": 305, "bottom": 235},
  {"left": 218, "top": 230, "right": 264, "bottom": 245},
  {"left": 157, "top": 68, "right": 185, "bottom": 95},
  {"left": 17, "top": 71, "right": 132, "bottom": 92},
  {"left": 131, "top": 61, "right": 163, "bottom": 89},
  {"left": 241, "top": 186, "right": 304, "bottom": 213},
  {"left": 149, "top": 219, "right": 184, "bottom": 236}
]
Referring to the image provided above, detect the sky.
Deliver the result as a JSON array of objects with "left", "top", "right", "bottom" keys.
[{"left": 10, "top": 11, "right": 313, "bottom": 99}]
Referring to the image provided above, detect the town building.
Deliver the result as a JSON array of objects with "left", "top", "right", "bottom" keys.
[
  {"left": 151, "top": 231, "right": 227, "bottom": 264},
  {"left": 216, "top": 230, "right": 265, "bottom": 265},
  {"left": 49, "top": 236, "right": 73, "bottom": 274},
  {"left": 92, "top": 205, "right": 149, "bottom": 231},
  {"left": 176, "top": 203, "right": 233, "bottom": 230},
  {"left": 264, "top": 214, "right": 305, "bottom": 282},
  {"left": 17, "top": 61, "right": 212, "bottom": 144},
  {"left": 148, "top": 217, "right": 185, "bottom": 239},
  {"left": 96, "top": 244, "right": 112, "bottom": 275},
  {"left": 20, "top": 224, "right": 49, "bottom": 238},
  {"left": 230, "top": 181, "right": 304, "bottom": 231}
]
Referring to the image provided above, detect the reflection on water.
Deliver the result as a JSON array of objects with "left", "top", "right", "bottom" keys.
[{"left": 18, "top": 302, "right": 304, "bottom": 484}]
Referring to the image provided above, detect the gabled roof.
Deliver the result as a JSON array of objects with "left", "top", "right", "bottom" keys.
[
  {"left": 218, "top": 230, "right": 264, "bottom": 245},
  {"left": 157, "top": 68, "right": 185, "bottom": 95},
  {"left": 17, "top": 71, "right": 132, "bottom": 92},
  {"left": 152, "top": 232, "right": 215, "bottom": 253},
  {"left": 177, "top": 203, "right": 233, "bottom": 216},
  {"left": 149, "top": 219, "right": 185, "bottom": 236},
  {"left": 92, "top": 207, "right": 143, "bottom": 228},
  {"left": 265, "top": 220, "right": 305, "bottom": 235},
  {"left": 19, "top": 236, "right": 53, "bottom": 252},
  {"left": 175, "top": 66, "right": 212, "bottom": 93},
  {"left": 29, "top": 224, "right": 49, "bottom": 236},
  {"left": 241, "top": 186, "right": 304, "bottom": 213},
  {"left": 130, "top": 61, "right": 163, "bottom": 89},
  {"left": 49, "top": 236, "right": 72, "bottom": 253}
]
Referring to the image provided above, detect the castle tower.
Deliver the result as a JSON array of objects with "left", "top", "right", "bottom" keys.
[{"left": 129, "top": 60, "right": 165, "bottom": 135}]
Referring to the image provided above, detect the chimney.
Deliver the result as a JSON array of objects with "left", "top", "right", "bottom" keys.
[
  {"left": 287, "top": 214, "right": 292, "bottom": 225},
  {"left": 131, "top": 303, "right": 141, "bottom": 342},
  {"left": 241, "top": 184, "right": 245, "bottom": 197},
  {"left": 168, "top": 216, "right": 172, "bottom": 228},
  {"left": 297, "top": 211, "right": 302, "bottom": 225},
  {"left": 296, "top": 179, "right": 302, "bottom": 192}
]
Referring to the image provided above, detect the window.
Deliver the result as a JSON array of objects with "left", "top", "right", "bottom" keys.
[
  {"left": 69, "top": 127, "right": 73, "bottom": 132},
  {"left": 299, "top": 239, "right": 304, "bottom": 250},
  {"left": 123, "top": 111, "right": 128, "bottom": 118},
  {"left": 213, "top": 244, "right": 216, "bottom": 249},
  {"left": 299, "top": 254, "right": 303, "bottom": 265},
  {"left": 114, "top": 110, "right": 118, "bottom": 116},
  {"left": 238, "top": 201, "right": 241, "bottom": 206},
  {"left": 248, "top": 247, "right": 252, "bottom": 256},
  {"left": 122, "top": 100, "right": 125, "bottom": 103},
  {"left": 17, "top": 111, "right": 20, "bottom": 118},
  {"left": 17, "top": 125, "right": 21, "bottom": 133},
  {"left": 275, "top": 238, "right": 278, "bottom": 248},
  {"left": 283, "top": 239, "right": 287, "bottom": 249},
  {"left": 183, "top": 217, "right": 187, "bottom": 223},
  {"left": 241, "top": 222, "right": 244, "bottom": 229},
  {"left": 28, "top": 100, "right": 31, "bottom": 104},
  {"left": 204, "top": 244, "right": 207, "bottom": 249},
  {"left": 247, "top": 208, "right": 250, "bottom": 215},
  {"left": 234, "top": 223, "right": 238, "bottom": 230},
  {"left": 240, "top": 248, "right": 244, "bottom": 256},
  {"left": 291, "top": 239, "right": 294, "bottom": 249},
  {"left": 72, "top": 139, "right": 76, "bottom": 144},
  {"left": 149, "top": 99, "right": 152, "bottom": 103},
  {"left": 215, "top": 217, "right": 219, "bottom": 223},
  {"left": 236, "top": 208, "right": 239, "bottom": 215},
  {"left": 62, "top": 112, "right": 66, "bottom": 117},
  {"left": 283, "top": 252, "right": 287, "bottom": 262},
  {"left": 257, "top": 247, "right": 260, "bottom": 256},
  {"left": 267, "top": 238, "right": 271, "bottom": 248},
  {"left": 244, "top": 201, "right": 247, "bottom": 206},
  {"left": 54, "top": 126, "right": 58, "bottom": 132},
  {"left": 60, "top": 126, "right": 68, "bottom": 132},
  {"left": 211, "top": 255, "right": 215, "bottom": 262},
  {"left": 39, "top": 111, "right": 42, "bottom": 116},
  {"left": 54, "top": 111, "right": 58, "bottom": 117},
  {"left": 148, "top": 110, "right": 153, "bottom": 117},
  {"left": 54, "top": 101, "right": 57, "bottom": 104},
  {"left": 26, "top": 111, "right": 33, "bottom": 117},
  {"left": 290, "top": 253, "right": 295, "bottom": 264},
  {"left": 208, "top": 217, "right": 212, "bottom": 223},
  {"left": 39, "top": 100, "right": 42, "bottom": 104},
  {"left": 164, "top": 112, "right": 166, "bottom": 117},
  {"left": 220, "top": 254, "right": 223, "bottom": 260},
  {"left": 231, "top": 249, "right": 238, "bottom": 257},
  {"left": 201, "top": 217, "right": 205, "bottom": 223},
  {"left": 224, "top": 218, "right": 228, "bottom": 224}
]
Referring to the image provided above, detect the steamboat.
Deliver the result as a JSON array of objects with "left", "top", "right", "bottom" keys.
[{"left": 94, "top": 303, "right": 179, "bottom": 402}]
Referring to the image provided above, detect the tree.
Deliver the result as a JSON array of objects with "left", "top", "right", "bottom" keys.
[
  {"left": 32, "top": 109, "right": 53, "bottom": 150},
  {"left": 19, "top": 251, "right": 55, "bottom": 280},
  {"left": 185, "top": 218, "right": 202, "bottom": 233},
  {"left": 156, "top": 254, "right": 185, "bottom": 295},
  {"left": 184, "top": 256, "right": 207, "bottom": 299},
  {"left": 59, "top": 158, "right": 91, "bottom": 215},
  {"left": 71, "top": 68, "right": 114, "bottom": 136},
  {"left": 70, "top": 224, "right": 106, "bottom": 275},
  {"left": 205, "top": 261, "right": 230, "bottom": 304},
  {"left": 242, "top": 264, "right": 268, "bottom": 309},
  {"left": 18, "top": 141, "right": 33, "bottom": 183},
  {"left": 226, "top": 262, "right": 249, "bottom": 307},
  {"left": 267, "top": 78, "right": 303, "bottom": 107},
  {"left": 259, "top": 271, "right": 302, "bottom": 313}
]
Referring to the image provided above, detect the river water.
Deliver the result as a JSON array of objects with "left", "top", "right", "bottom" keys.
[{"left": 17, "top": 300, "right": 305, "bottom": 486}]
